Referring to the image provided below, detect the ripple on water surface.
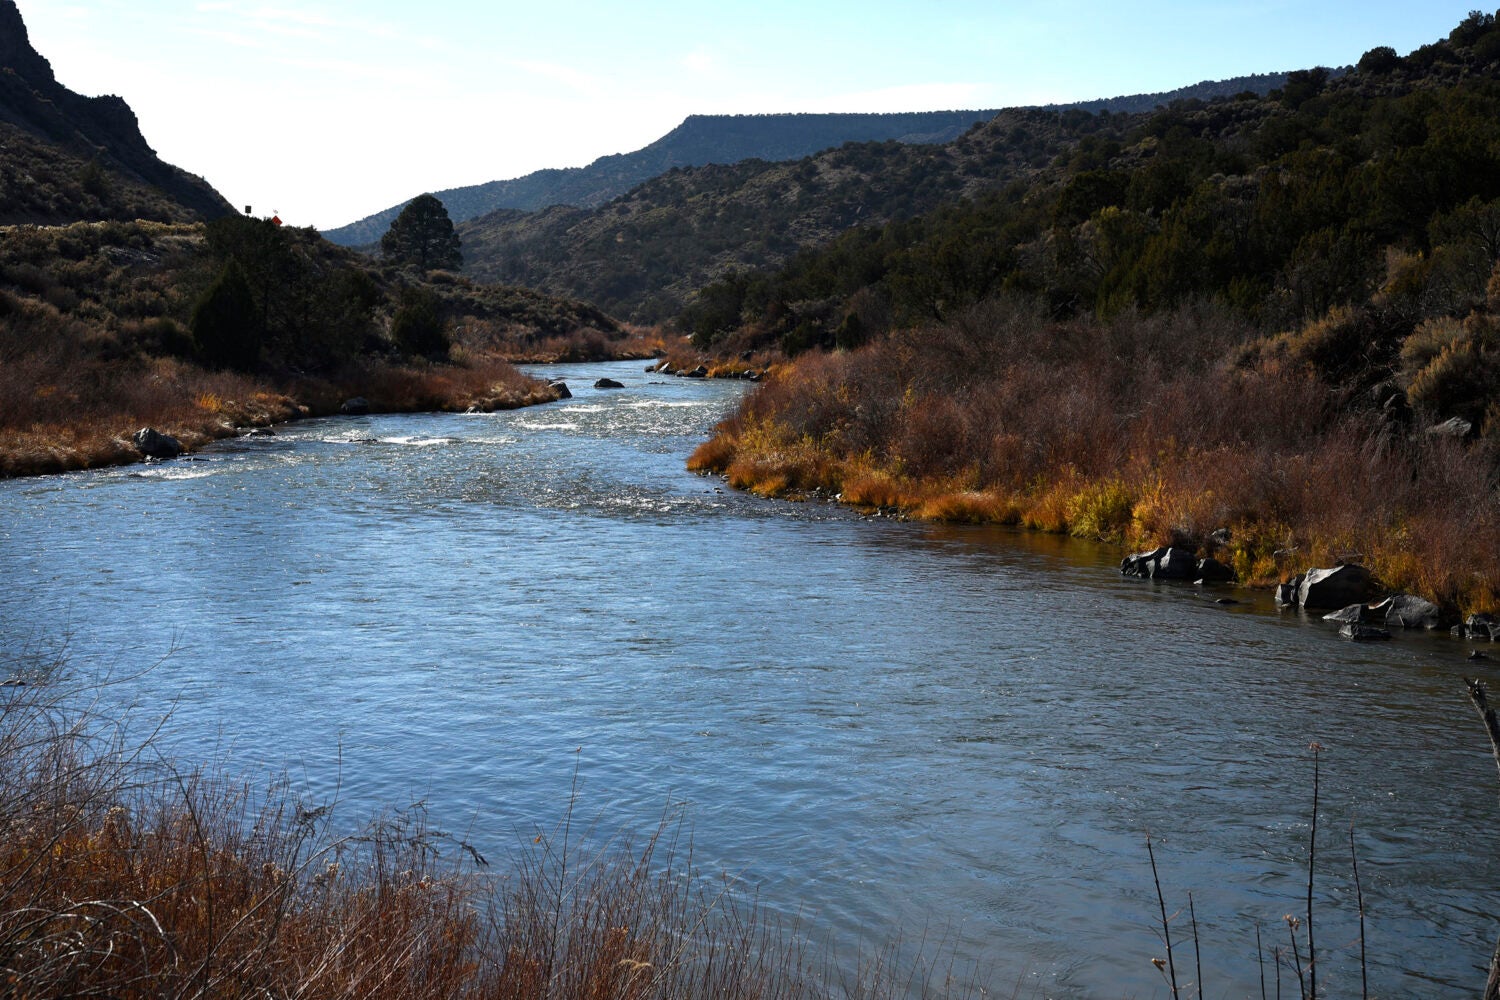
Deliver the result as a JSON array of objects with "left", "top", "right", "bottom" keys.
[{"left": 0, "top": 361, "right": 1494, "bottom": 997}]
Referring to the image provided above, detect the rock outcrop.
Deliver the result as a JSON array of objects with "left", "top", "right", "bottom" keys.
[{"left": 0, "top": 0, "right": 234, "bottom": 223}]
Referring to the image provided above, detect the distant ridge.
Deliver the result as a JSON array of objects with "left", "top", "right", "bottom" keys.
[
  {"left": 326, "top": 72, "right": 1293, "bottom": 250},
  {"left": 323, "top": 110, "right": 1005, "bottom": 246},
  {"left": 0, "top": 0, "right": 233, "bottom": 223},
  {"left": 1035, "top": 71, "right": 1298, "bottom": 115}
]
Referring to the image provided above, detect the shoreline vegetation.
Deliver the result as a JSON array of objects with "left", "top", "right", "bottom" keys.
[
  {"left": 688, "top": 297, "right": 1500, "bottom": 618},
  {"left": 676, "top": 17, "right": 1500, "bottom": 621},
  {"left": 0, "top": 218, "right": 673, "bottom": 479}
]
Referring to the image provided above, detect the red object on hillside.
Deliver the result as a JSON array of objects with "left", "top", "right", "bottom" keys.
[{"left": 271, "top": 215, "right": 283, "bottom": 226}]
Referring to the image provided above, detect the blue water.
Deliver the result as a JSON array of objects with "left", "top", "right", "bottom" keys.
[{"left": 1, "top": 360, "right": 1496, "bottom": 997}]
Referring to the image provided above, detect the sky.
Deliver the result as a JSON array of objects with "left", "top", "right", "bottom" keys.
[{"left": 13, "top": 1, "right": 1487, "bottom": 230}]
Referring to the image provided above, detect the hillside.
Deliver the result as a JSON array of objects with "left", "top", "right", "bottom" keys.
[
  {"left": 454, "top": 108, "right": 1113, "bottom": 322},
  {"left": 329, "top": 74, "right": 1289, "bottom": 250},
  {"left": 323, "top": 110, "right": 1006, "bottom": 246},
  {"left": 687, "top": 13, "right": 1500, "bottom": 618},
  {"left": 1036, "top": 71, "right": 1299, "bottom": 115},
  {"left": 0, "top": 0, "right": 232, "bottom": 224},
  {"left": 449, "top": 74, "right": 1296, "bottom": 324}
]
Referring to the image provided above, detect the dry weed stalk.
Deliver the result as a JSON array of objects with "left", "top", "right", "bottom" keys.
[{"left": 0, "top": 653, "right": 983, "bottom": 999}]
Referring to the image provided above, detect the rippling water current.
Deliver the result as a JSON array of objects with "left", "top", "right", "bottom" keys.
[{"left": 2, "top": 361, "right": 1497, "bottom": 996}]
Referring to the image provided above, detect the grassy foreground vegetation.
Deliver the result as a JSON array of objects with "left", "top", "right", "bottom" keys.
[
  {"left": 0, "top": 218, "right": 634, "bottom": 478},
  {"left": 0, "top": 662, "right": 979, "bottom": 1000}
]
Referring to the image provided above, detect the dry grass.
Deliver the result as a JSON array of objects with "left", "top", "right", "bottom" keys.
[
  {"left": 693, "top": 297, "right": 1500, "bottom": 614},
  {"left": 0, "top": 287, "right": 560, "bottom": 478},
  {"left": 0, "top": 654, "right": 985, "bottom": 1000}
]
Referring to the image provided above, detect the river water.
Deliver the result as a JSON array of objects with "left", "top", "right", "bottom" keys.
[{"left": 1, "top": 360, "right": 1496, "bottom": 997}]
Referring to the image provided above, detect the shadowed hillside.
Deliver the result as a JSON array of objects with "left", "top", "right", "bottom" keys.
[{"left": 0, "top": 0, "right": 232, "bottom": 224}]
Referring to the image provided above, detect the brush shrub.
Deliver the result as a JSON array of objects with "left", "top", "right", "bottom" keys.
[
  {"left": 391, "top": 287, "right": 450, "bottom": 360},
  {"left": 191, "top": 260, "right": 261, "bottom": 371}
]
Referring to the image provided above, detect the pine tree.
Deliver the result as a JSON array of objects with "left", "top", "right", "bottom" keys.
[{"left": 380, "top": 194, "right": 463, "bottom": 271}]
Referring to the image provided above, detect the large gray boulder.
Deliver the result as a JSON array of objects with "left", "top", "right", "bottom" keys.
[
  {"left": 1297, "top": 565, "right": 1376, "bottom": 610},
  {"left": 1369, "top": 593, "right": 1445, "bottom": 630},
  {"left": 1426, "top": 416, "right": 1473, "bottom": 439},
  {"left": 340, "top": 397, "right": 370, "bottom": 415},
  {"left": 132, "top": 427, "right": 182, "bottom": 459},
  {"left": 551, "top": 380, "right": 572, "bottom": 399}
]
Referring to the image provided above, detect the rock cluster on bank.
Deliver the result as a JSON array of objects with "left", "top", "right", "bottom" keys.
[
  {"left": 1271, "top": 562, "right": 1460, "bottom": 641},
  {"left": 1119, "top": 546, "right": 1234, "bottom": 584}
]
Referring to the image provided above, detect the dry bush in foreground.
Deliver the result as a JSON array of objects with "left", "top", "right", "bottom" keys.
[{"left": 0, "top": 658, "right": 976, "bottom": 1000}]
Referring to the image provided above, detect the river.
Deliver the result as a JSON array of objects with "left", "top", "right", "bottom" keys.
[{"left": 1, "top": 359, "right": 1495, "bottom": 997}]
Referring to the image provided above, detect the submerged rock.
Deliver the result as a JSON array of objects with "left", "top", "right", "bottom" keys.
[
  {"left": 1340, "top": 622, "right": 1391, "bottom": 641},
  {"left": 594, "top": 378, "right": 625, "bottom": 389},
  {"left": 132, "top": 427, "right": 182, "bottom": 459}
]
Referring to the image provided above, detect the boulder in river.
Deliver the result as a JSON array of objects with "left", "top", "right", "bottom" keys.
[
  {"left": 551, "top": 380, "right": 572, "bottom": 399},
  {"left": 340, "top": 397, "right": 370, "bottom": 416},
  {"left": 1323, "top": 604, "right": 1375, "bottom": 624},
  {"left": 594, "top": 378, "right": 625, "bottom": 389},
  {"left": 1339, "top": 622, "right": 1391, "bottom": 641},
  {"left": 1295, "top": 564, "right": 1375, "bottom": 611},
  {"left": 1195, "top": 557, "right": 1236, "bottom": 584},
  {"left": 1454, "top": 613, "right": 1500, "bottom": 642},
  {"left": 1368, "top": 593, "right": 1446, "bottom": 630},
  {"left": 132, "top": 427, "right": 182, "bottom": 459},
  {"left": 1120, "top": 546, "right": 1199, "bottom": 580}
]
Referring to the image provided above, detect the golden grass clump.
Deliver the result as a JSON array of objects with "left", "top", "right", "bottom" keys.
[
  {"left": 689, "top": 296, "right": 1500, "bottom": 614},
  {"left": 0, "top": 658, "right": 977, "bottom": 1000}
]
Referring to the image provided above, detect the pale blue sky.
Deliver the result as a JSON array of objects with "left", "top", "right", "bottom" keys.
[{"left": 14, "top": 1, "right": 1483, "bottom": 229}]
